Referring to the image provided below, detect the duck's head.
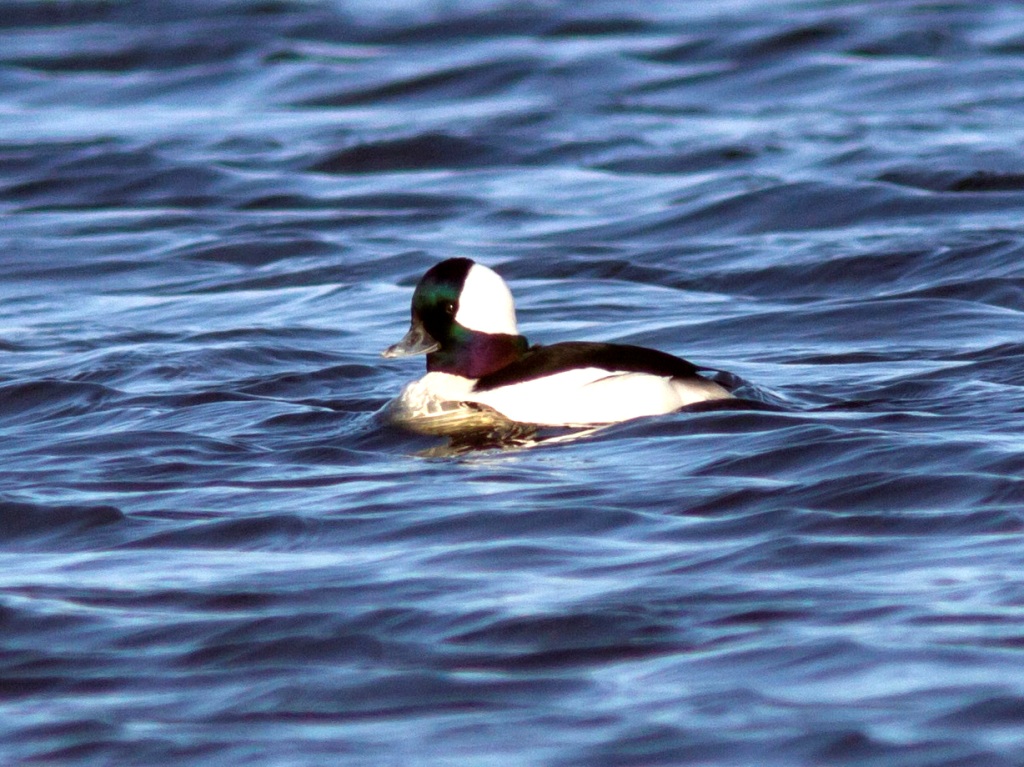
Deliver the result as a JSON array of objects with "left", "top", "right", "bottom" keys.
[{"left": 382, "top": 258, "right": 528, "bottom": 378}]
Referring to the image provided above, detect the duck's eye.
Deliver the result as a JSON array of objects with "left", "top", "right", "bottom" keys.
[{"left": 442, "top": 300, "right": 456, "bottom": 316}]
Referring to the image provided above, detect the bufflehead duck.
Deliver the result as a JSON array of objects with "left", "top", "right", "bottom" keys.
[{"left": 382, "top": 258, "right": 732, "bottom": 429}]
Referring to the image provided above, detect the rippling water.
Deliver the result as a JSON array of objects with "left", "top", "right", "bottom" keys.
[{"left": 3, "top": 1, "right": 1024, "bottom": 764}]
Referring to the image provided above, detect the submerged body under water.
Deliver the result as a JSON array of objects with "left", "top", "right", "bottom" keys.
[{"left": 3, "top": 1, "right": 1024, "bottom": 765}]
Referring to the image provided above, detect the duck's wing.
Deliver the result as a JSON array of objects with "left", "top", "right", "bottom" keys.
[{"left": 473, "top": 341, "right": 702, "bottom": 392}]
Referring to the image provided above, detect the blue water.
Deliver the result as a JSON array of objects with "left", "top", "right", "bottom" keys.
[{"left": 3, "top": 0, "right": 1024, "bottom": 764}]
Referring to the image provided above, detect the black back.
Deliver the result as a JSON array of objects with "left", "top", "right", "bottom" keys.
[{"left": 473, "top": 341, "right": 703, "bottom": 391}]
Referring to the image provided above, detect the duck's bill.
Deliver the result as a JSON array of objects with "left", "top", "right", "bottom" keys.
[{"left": 381, "top": 321, "right": 440, "bottom": 358}]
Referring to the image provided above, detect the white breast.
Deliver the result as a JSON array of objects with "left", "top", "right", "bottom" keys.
[
  {"left": 391, "top": 372, "right": 476, "bottom": 419},
  {"left": 386, "top": 371, "right": 507, "bottom": 434}
]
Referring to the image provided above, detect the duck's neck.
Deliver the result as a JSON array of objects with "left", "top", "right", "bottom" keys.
[{"left": 427, "top": 331, "right": 529, "bottom": 379}]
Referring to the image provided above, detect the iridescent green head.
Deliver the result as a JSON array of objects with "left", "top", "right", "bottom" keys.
[{"left": 382, "top": 258, "right": 527, "bottom": 377}]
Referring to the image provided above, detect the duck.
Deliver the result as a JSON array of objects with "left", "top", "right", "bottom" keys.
[{"left": 382, "top": 258, "right": 732, "bottom": 429}]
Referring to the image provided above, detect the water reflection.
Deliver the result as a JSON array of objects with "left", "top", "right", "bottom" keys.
[
  {"left": 382, "top": 393, "right": 779, "bottom": 457},
  {"left": 380, "top": 397, "right": 603, "bottom": 456}
]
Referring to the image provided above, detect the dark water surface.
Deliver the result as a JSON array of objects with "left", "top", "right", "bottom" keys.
[{"left": 3, "top": 1, "right": 1024, "bottom": 764}]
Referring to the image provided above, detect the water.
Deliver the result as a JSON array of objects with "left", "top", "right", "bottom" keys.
[{"left": 2, "top": 0, "right": 1024, "bottom": 764}]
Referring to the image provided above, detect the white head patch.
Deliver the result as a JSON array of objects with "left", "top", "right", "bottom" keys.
[{"left": 455, "top": 262, "right": 519, "bottom": 335}]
